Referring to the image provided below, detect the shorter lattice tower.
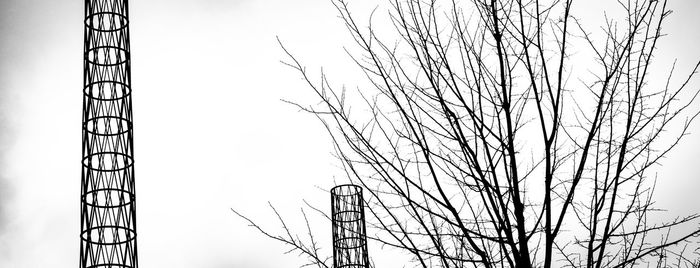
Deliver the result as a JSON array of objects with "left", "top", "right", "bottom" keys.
[{"left": 331, "top": 184, "right": 370, "bottom": 268}]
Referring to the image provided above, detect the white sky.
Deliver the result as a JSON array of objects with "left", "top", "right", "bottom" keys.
[{"left": 0, "top": 0, "right": 699, "bottom": 267}]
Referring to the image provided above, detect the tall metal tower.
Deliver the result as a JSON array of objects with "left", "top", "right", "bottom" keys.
[
  {"left": 331, "top": 184, "right": 370, "bottom": 268},
  {"left": 81, "top": 0, "right": 138, "bottom": 267}
]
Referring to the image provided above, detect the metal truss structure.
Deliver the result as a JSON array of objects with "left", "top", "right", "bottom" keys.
[
  {"left": 80, "top": 0, "right": 138, "bottom": 267},
  {"left": 331, "top": 184, "right": 370, "bottom": 268}
]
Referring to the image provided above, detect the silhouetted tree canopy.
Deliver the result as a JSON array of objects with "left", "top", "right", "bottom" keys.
[{"left": 236, "top": 0, "right": 700, "bottom": 267}]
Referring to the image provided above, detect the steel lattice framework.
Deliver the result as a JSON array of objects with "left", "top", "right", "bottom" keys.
[
  {"left": 331, "top": 185, "right": 370, "bottom": 268},
  {"left": 80, "top": 0, "right": 138, "bottom": 267}
]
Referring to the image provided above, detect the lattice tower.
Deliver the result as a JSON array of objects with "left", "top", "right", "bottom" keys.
[
  {"left": 80, "top": 0, "right": 138, "bottom": 267},
  {"left": 331, "top": 184, "right": 370, "bottom": 268}
]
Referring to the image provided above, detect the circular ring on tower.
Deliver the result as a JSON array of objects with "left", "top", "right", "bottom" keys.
[
  {"left": 85, "top": 12, "right": 129, "bottom": 32},
  {"left": 84, "top": 116, "right": 132, "bottom": 136},
  {"left": 86, "top": 264, "right": 134, "bottom": 268},
  {"left": 82, "top": 152, "right": 134, "bottom": 172},
  {"left": 80, "top": 225, "right": 136, "bottom": 245},
  {"left": 331, "top": 184, "right": 363, "bottom": 196},
  {"left": 84, "top": 81, "right": 132, "bottom": 101},
  {"left": 333, "top": 237, "right": 366, "bottom": 249},
  {"left": 82, "top": 188, "right": 134, "bottom": 208},
  {"left": 336, "top": 265, "right": 366, "bottom": 268},
  {"left": 332, "top": 211, "right": 363, "bottom": 223},
  {"left": 85, "top": 46, "right": 129, "bottom": 66}
]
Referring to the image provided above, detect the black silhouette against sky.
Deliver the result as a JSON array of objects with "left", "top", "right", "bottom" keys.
[{"left": 0, "top": 0, "right": 699, "bottom": 267}]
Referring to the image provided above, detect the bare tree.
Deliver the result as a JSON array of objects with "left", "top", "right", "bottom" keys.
[{"left": 235, "top": 0, "right": 700, "bottom": 267}]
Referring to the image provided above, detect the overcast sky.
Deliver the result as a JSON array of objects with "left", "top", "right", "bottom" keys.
[{"left": 1, "top": 0, "right": 699, "bottom": 267}]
